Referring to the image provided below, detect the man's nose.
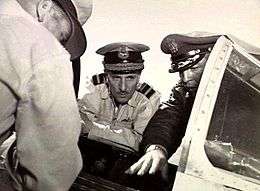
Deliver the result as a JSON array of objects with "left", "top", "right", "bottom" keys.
[{"left": 120, "top": 78, "right": 126, "bottom": 91}]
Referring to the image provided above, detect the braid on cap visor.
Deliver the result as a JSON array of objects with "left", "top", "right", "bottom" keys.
[
  {"left": 169, "top": 48, "right": 210, "bottom": 73},
  {"left": 104, "top": 62, "right": 144, "bottom": 71}
]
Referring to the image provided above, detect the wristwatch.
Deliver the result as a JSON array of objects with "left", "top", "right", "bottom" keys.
[{"left": 146, "top": 144, "right": 168, "bottom": 158}]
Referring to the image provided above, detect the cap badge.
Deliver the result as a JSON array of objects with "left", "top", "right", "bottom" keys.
[{"left": 118, "top": 46, "right": 129, "bottom": 59}]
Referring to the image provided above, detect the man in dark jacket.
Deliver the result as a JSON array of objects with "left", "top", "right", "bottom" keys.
[{"left": 127, "top": 34, "right": 221, "bottom": 180}]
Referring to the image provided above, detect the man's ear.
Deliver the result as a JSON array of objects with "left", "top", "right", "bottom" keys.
[
  {"left": 136, "top": 73, "right": 141, "bottom": 82},
  {"left": 37, "top": 0, "right": 53, "bottom": 22}
]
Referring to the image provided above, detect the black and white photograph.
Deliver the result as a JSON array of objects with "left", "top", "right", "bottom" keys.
[{"left": 0, "top": 0, "right": 260, "bottom": 190}]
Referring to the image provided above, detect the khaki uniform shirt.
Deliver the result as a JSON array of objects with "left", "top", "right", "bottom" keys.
[
  {"left": 0, "top": 0, "right": 82, "bottom": 190},
  {"left": 78, "top": 81, "right": 160, "bottom": 152}
]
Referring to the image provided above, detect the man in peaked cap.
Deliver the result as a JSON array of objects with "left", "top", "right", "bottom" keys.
[
  {"left": 126, "top": 34, "right": 220, "bottom": 188},
  {"left": 0, "top": 0, "right": 91, "bottom": 190},
  {"left": 78, "top": 42, "right": 162, "bottom": 190}
]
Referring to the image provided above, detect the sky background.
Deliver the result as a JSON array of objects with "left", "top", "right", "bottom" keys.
[{"left": 79, "top": 0, "right": 260, "bottom": 100}]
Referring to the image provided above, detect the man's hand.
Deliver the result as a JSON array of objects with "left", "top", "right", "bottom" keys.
[{"left": 125, "top": 145, "right": 167, "bottom": 176}]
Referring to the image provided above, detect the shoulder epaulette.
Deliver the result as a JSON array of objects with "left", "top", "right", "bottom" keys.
[
  {"left": 137, "top": 82, "right": 156, "bottom": 99},
  {"left": 92, "top": 73, "right": 106, "bottom": 85}
]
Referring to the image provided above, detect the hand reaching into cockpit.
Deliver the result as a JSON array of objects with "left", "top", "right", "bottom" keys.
[{"left": 125, "top": 145, "right": 167, "bottom": 176}]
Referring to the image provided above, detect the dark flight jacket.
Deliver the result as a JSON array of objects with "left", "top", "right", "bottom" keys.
[{"left": 140, "top": 84, "right": 196, "bottom": 157}]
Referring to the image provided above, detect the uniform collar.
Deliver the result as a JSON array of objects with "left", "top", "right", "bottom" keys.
[
  {"left": 175, "top": 82, "right": 197, "bottom": 99},
  {"left": 127, "top": 91, "right": 138, "bottom": 107}
]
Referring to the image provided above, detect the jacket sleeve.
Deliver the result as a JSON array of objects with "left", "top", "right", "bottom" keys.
[
  {"left": 140, "top": 88, "right": 192, "bottom": 158},
  {"left": 16, "top": 56, "right": 82, "bottom": 191}
]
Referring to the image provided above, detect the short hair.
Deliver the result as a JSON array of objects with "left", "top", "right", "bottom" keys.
[{"left": 49, "top": 0, "right": 72, "bottom": 43}]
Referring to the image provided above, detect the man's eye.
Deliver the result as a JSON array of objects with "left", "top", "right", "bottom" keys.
[
  {"left": 112, "top": 76, "right": 120, "bottom": 79},
  {"left": 126, "top": 76, "right": 135, "bottom": 80}
]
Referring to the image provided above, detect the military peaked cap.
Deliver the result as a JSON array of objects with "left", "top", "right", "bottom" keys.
[
  {"left": 161, "top": 34, "right": 220, "bottom": 72},
  {"left": 96, "top": 42, "right": 150, "bottom": 73}
]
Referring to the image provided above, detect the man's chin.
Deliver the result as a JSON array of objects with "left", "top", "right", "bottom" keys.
[
  {"left": 185, "top": 83, "right": 199, "bottom": 90},
  {"left": 187, "top": 86, "right": 198, "bottom": 90},
  {"left": 115, "top": 97, "right": 130, "bottom": 105}
]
